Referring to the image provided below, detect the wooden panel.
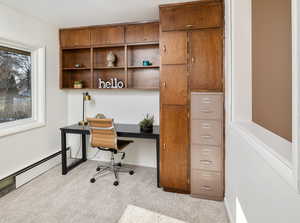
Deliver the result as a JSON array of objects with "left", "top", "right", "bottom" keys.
[
  {"left": 93, "top": 47, "right": 125, "bottom": 68},
  {"left": 62, "top": 49, "right": 91, "bottom": 68},
  {"left": 127, "top": 45, "right": 159, "bottom": 67},
  {"left": 190, "top": 29, "right": 223, "bottom": 91},
  {"left": 91, "top": 26, "right": 124, "bottom": 45},
  {"left": 126, "top": 22, "right": 159, "bottom": 43},
  {"left": 160, "top": 105, "right": 189, "bottom": 192},
  {"left": 127, "top": 69, "right": 159, "bottom": 89},
  {"left": 160, "top": 2, "right": 222, "bottom": 31},
  {"left": 160, "top": 65, "right": 188, "bottom": 105},
  {"left": 60, "top": 29, "right": 90, "bottom": 48},
  {"left": 160, "top": 31, "right": 187, "bottom": 65}
]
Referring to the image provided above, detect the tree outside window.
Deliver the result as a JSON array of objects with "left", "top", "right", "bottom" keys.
[{"left": 0, "top": 46, "right": 32, "bottom": 124}]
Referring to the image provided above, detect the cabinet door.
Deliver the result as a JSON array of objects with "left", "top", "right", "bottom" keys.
[
  {"left": 91, "top": 26, "right": 124, "bottom": 45},
  {"left": 160, "top": 105, "right": 189, "bottom": 192},
  {"left": 60, "top": 29, "right": 90, "bottom": 48},
  {"left": 160, "top": 65, "right": 188, "bottom": 105},
  {"left": 160, "top": 2, "right": 222, "bottom": 31},
  {"left": 126, "top": 23, "right": 159, "bottom": 43},
  {"left": 190, "top": 29, "right": 223, "bottom": 91},
  {"left": 161, "top": 31, "right": 187, "bottom": 65}
]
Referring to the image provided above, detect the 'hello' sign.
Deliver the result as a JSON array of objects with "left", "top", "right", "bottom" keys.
[{"left": 98, "top": 78, "right": 124, "bottom": 89}]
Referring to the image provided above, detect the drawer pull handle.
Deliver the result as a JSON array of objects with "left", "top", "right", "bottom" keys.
[
  {"left": 201, "top": 135, "right": 212, "bottom": 139},
  {"left": 200, "top": 160, "right": 212, "bottom": 165},
  {"left": 199, "top": 110, "right": 212, "bottom": 113},
  {"left": 186, "top": 24, "right": 193, "bottom": 28},
  {"left": 202, "top": 124, "right": 211, "bottom": 128},
  {"left": 200, "top": 185, "right": 212, "bottom": 191}
]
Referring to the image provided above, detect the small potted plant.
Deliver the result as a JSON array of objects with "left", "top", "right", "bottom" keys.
[
  {"left": 74, "top": 80, "right": 83, "bottom": 89},
  {"left": 139, "top": 113, "right": 154, "bottom": 133}
]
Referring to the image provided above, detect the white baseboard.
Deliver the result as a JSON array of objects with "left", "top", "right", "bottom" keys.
[
  {"left": 224, "top": 197, "right": 234, "bottom": 223},
  {"left": 16, "top": 154, "right": 62, "bottom": 188}
]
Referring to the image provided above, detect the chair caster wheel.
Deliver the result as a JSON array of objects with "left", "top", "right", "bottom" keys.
[
  {"left": 129, "top": 170, "right": 134, "bottom": 175},
  {"left": 90, "top": 178, "right": 96, "bottom": 183},
  {"left": 113, "top": 181, "right": 119, "bottom": 186},
  {"left": 96, "top": 167, "right": 101, "bottom": 171}
]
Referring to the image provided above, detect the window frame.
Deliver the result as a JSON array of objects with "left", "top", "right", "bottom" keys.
[
  {"left": 225, "top": 0, "right": 300, "bottom": 191},
  {"left": 0, "top": 38, "right": 45, "bottom": 137}
]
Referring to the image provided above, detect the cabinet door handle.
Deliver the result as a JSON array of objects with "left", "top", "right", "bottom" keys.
[
  {"left": 162, "top": 45, "right": 166, "bottom": 52},
  {"left": 163, "top": 143, "right": 166, "bottom": 150},
  {"left": 191, "top": 57, "right": 195, "bottom": 63},
  {"left": 200, "top": 160, "right": 213, "bottom": 165},
  {"left": 162, "top": 82, "right": 166, "bottom": 88},
  {"left": 201, "top": 135, "right": 212, "bottom": 139},
  {"left": 186, "top": 24, "right": 193, "bottom": 28}
]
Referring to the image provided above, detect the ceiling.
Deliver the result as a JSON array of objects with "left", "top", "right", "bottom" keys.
[{"left": 0, "top": 0, "right": 197, "bottom": 28}]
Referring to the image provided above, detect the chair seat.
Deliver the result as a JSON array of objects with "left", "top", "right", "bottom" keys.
[
  {"left": 117, "top": 139, "right": 134, "bottom": 150},
  {"left": 97, "top": 139, "right": 133, "bottom": 152}
]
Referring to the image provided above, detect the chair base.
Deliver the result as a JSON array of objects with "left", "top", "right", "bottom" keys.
[{"left": 90, "top": 163, "right": 135, "bottom": 186}]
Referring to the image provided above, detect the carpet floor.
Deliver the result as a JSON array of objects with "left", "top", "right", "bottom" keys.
[{"left": 0, "top": 161, "right": 229, "bottom": 223}]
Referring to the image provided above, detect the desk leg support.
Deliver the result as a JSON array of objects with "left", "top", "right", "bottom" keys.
[
  {"left": 156, "top": 136, "right": 160, "bottom": 188},
  {"left": 82, "top": 134, "right": 87, "bottom": 161},
  {"left": 61, "top": 131, "right": 67, "bottom": 175}
]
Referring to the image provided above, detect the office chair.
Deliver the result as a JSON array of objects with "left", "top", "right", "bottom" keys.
[{"left": 87, "top": 118, "right": 134, "bottom": 186}]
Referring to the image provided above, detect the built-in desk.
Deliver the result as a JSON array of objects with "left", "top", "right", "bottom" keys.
[{"left": 60, "top": 123, "right": 160, "bottom": 187}]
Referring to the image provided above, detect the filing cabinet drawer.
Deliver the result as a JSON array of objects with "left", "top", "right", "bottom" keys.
[
  {"left": 191, "top": 94, "right": 223, "bottom": 120},
  {"left": 191, "top": 120, "right": 222, "bottom": 146},
  {"left": 191, "top": 145, "right": 222, "bottom": 171},
  {"left": 191, "top": 170, "right": 222, "bottom": 197}
]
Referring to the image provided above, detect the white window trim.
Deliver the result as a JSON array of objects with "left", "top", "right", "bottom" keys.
[
  {"left": 225, "top": 0, "right": 300, "bottom": 192},
  {"left": 0, "top": 38, "right": 46, "bottom": 137}
]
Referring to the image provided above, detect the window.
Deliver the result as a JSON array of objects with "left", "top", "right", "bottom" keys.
[
  {"left": 0, "top": 46, "right": 32, "bottom": 124},
  {"left": 0, "top": 38, "right": 45, "bottom": 137}
]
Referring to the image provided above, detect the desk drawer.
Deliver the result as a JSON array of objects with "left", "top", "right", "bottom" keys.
[
  {"left": 191, "top": 170, "right": 222, "bottom": 197},
  {"left": 191, "top": 145, "right": 222, "bottom": 171},
  {"left": 191, "top": 94, "right": 223, "bottom": 120},
  {"left": 191, "top": 120, "right": 222, "bottom": 146}
]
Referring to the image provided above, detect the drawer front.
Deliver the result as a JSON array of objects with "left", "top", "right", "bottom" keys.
[
  {"left": 191, "top": 145, "right": 222, "bottom": 171},
  {"left": 191, "top": 94, "right": 223, "bottom": 120},
  {"left": 191, "top": 170, "right": 222, "bottom": 197},
  {"left": 191, "top": 120, "right": 222, "bottom": 146}
]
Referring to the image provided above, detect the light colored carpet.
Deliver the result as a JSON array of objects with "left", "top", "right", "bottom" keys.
[
  {"left": 0, "top": 161, "right": 229, "bottom": 223},
  {"left": 119, "top": 205, "right": 187, "bottom": 223}
]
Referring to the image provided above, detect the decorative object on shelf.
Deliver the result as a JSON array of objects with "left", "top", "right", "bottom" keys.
[
  {"left": 78, "top": 92, "right": 92, "bottom": 126},
  {"left": 95, "top": 113, "right": 106, "bottom": 119},
  {"left": 142, "top": 60, "right": 152, "bottom": 66},
  {"left": 106, "top": 51, "right": 116, "bottom": 67},
  {"left": 73, "top": 80, "right": 83, "bottom": 89},
  {"left": 74, "top": 64, "right": 82, "bottom": 68},
  {"left": 98, "top": 78, "right": 124, "bottom": 89},
  {"left": 139, "top": 113, "right": 154, "bottom": 133}
]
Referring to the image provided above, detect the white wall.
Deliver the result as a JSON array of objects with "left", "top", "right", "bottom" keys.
[
  {"left": 0, "top": 4, "right": 67, "bottom": 179},
  {"left": 67, "top": 90, "right": 159, "bottom": 168},
  {"left": 225, "top": 0, "right": 300, "bottom": 222}
]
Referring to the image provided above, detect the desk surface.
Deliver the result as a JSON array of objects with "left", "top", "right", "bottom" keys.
[{"left": 60, "top": 123, "right": 160, "bottom": 138}]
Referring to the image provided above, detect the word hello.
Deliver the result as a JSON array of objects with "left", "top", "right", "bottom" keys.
[{"left": 98, "top": 78, "right": 124, "bottom": 89}]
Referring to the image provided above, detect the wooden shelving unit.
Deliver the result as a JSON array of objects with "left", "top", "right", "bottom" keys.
[{"left": 60, "top": 22, "right": 160, "bottom": 90}]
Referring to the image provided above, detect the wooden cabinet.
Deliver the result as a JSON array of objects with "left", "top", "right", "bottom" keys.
[
  {"left": 160, "top": 31, "right": 187, "bottom": 65},
  {"left": 190, "top": 29, "right": 223, "bottom": 91},
  {"left": 160, "top": 65, "right": 188, "bottom": 105},
  {"left": 91, "top": 26, "right": 124, "bottom": 45},
  {"left": 126, "top": 22, "right": 159, "bottom": 43},
  {"left": 160, "top": 1, "right": 222, "bottom": 31},
  {"left": 60, "top": 29, "right": 90, "bottom": 48},
  {"left": 160, "top": 105, "right": 189, "bottom": 192}
]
